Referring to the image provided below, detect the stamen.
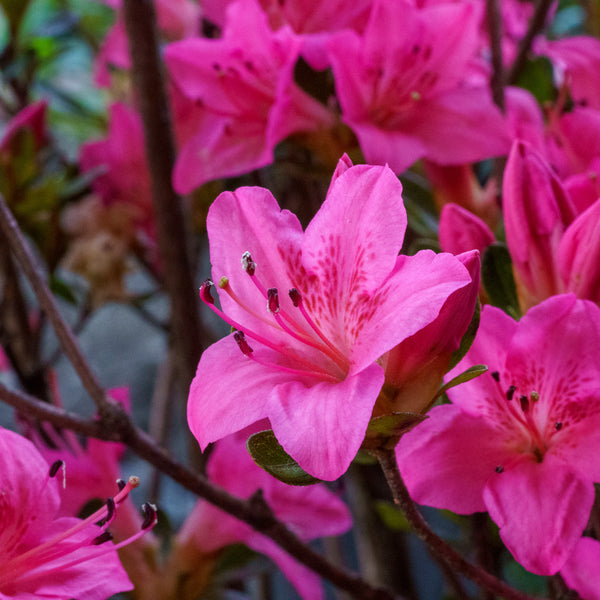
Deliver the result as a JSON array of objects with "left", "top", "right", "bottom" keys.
[
  {"left": 490, "top": 371, "right": 500, "bottom": 382},
  {"left": 289, "top": 288, "right": 301, "bottom": 307},
  {"left": 495, "top": 465, "right": 504, "bottom": 473},
  {"left": 267, "top": 288, "right": 280, "bottom": 314},
  {"left": 97, "top": 497, "right": 116, "bottom": 527},
  {"left": 555, "top": 422, "right": 563, "bottom": 431},
  {"left": 49, "top": 460, "right": 64, "bottom": 478},
  {"left": 116, "top": 479, "right": 126, "bottom": 491},
  {"left": 141, "top": 503, "right": 158, "bottom": 530},
  {"left": 520, "top": 395, "right": 530, "bottom": 413},
  {"left": 506, "top": 385, "right": 516, "bottom": 400},
  {"left": 92, "top": 531, "right": 113, "bottom": 545},
  {"left": 241, "top": 251, "right": 256, "bottom": 276},
  {"left": 200, "top": 279, "right": 216, "bottom": 305},
  {"left": 234, "top": 331, "right": 253, "bottom": 356}
]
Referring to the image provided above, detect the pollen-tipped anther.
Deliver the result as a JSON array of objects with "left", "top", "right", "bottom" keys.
[
  {"left": 241, "top": 251, "right": 256, "bottom": 276},
  {"left": 555, "top": 422, "right": 563, "bottom": 431},
  {"left": 267, "top": 288, "right": 280, "bottom": 314},
  {"left": 49, "top": 460, "right": 64, "bottom": 478},
  {"left": 289, "top": 288, "right": 301, "bottom": 307},
  {"left": 491, "top": 371, "right": 500, "bottom": 382},
  {"left": 141, "top": 503, "right": 158, "bottom": 530},
  {"left": 506, "top": 385, "right": 516, "bottom": 400},
  {"left": 200, "top": 279, "right": 216, "bottom": 305},
  {"left": 92, "top": 531, "right": 114, "bottom": 545},
  {"left": 96, "top": 497, "right": 116, "bottom": 527},
  {"left": 234, "top": 331, "right": 253, "bottom": 356},
  {"left": 520, "top": 395, "right": 530, "bottom": 413},
  {"left": 116, "top": 479, "right": 126, "bottom": 491},
  {"left": 495, "top": 465, "right": 504, "bottom": 473}
]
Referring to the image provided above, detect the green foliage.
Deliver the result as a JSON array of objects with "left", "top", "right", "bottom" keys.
[
  {"left": 246, "top": 430, "right": 321, "bottom": 486},
  {"left": 481, "top": 244, "right": 520, "bottom": 318}
]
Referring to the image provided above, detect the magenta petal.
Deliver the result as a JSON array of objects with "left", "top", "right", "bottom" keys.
[
  {"left": 561, "top": 537, "right": 600, "bottom": 600},
  {"left": 269, "top": 363, "right": 385, "bottom": 480},
  {"left": 188, "top": 337, "right": 293, "bottom": 449},
  {"left": 483, "top": 458, "right": 594, "bottom": 575},
  {"left": 439, "top": 204, "right": 495, "bottom": 255},
  {"left": 558, "top": 199, "right": 600, "bottom": 302},
  {"left": 397, "top": 405, "right": 506, "bottom": 514},
  {"left": 247, "top": 536, "right": 324, "bottom": 600}
]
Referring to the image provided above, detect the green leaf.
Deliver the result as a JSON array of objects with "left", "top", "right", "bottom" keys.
[
  {"left": 366, "top": 412, "right": 427, "bottom": 438},
  {"left": 375, "top": 500, "right": 410, "bottom": 532},
  {"left": 514, "top": 56, "right": 555, "bottom": 105},
  {"left": 50, "top": 275, "right": 78, "bottom": 304},
  {"left": 481, "top": 244, "right": 520, "bottom": 318},
  {"left": 246, "top": 430, "right": 321, "bottom": 486},
  {"left": 436, "top": 364, "right": 488, "bottom": 398},
  {"left": 448, "top": 299, "right": 480, "bottom": 370}
]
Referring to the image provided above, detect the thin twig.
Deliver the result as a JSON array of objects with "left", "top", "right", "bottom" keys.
[
  {"left": 121, "top": 0, "right": 204, "bottom": 387},
  {"left": 507, "top": 0, "right": 555, "bottom": 85},
  {"left": 374, "top": 448, "right": 546, "bottom": 600},
  {"left": 486, "top": 0, "right": 505, "bottom": 111},
  {"left": 0, "top": 381, "right": 399, "bottom": 600},
  {"left": 0, "top": 194, "right": 111, "bottom": 414}
]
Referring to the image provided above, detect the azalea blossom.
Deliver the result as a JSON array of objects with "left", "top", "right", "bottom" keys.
[
  {"left": 188, "top": 155, "right": 474, "bottom": 480},
  {"left": 560, "top": 537, "right": 600, "bottom": 600},
  {"left": 326, "top": 0, "right": 509, "bottom": 174},
  {"left": 165, "top": 0, "right": 334, "bottom": 192},
  {"left": 171, "top": 427, "right": 352, "bottom": 600},
  {"left": 396, "top": 294, "right": 600, "bottom": 575},
  {"left": 0, "top": 426, "right": 156, "bottom": 599},
  {"left": 503, "top": 140, "right": 600, "bottom": 309}
]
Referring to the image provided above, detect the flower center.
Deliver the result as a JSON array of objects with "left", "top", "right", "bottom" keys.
[
  {"left": 200, "top": 251, "right": 349, "bottom": 381},
  {"left": 0, "top": 468, "right": 156, "bottom": 592}
]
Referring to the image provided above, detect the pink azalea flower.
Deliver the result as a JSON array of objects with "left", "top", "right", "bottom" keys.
[
  {"left": 377, "top": 250, "right": 480, "bottom": 415},
  {"left": 438, "top": 204, "right": 495, "bottom": 257},
  {"left": 326, "top": 0, "right": 509, "bottom": 174},
  {"left": 503, "top": 140, "right": 600, "bottom": 309},
  {"left": 79, "top": 102, "right": 155, "bottom": 245},
  {"left": 396, "top": 294, "right": 600, "bottom": 575},
  {"left": 536, "top": 36, "right": 600, "bottom": 110},
  {"left": 177, "top": 427, "right": 352, "bottom": 600},
  {"left": 0, "top": 101, "right": 48, "bottom": 154},
  {"left": 187, "top": 155, "right": 474, "bottom": 480},
  {"left": 0, "top": 426, "right": 156, "bottom": 599},
  {"left": 560, "top": 537, "right": 600, "bottom": 600},
  {"left": 165, "top": 0, "right": 335, "bottom": 192},
  {"left": 94, "top": 0, "right": 200, "bottom": 86}
]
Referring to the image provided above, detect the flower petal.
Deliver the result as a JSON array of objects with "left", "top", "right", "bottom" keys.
[
  {"left": 269, "top": 363, "right": 385, "bottom": 480},
  {"left": 483, "top": 457, "right": 594, "bottom": 575},
  {"left": 396, "top": 405, "right": 507, "bottom": 514},
  {"left": 561, "top": 537, "right": 600, "bottom": 600}
]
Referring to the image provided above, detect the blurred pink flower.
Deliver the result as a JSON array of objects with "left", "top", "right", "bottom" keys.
[
  {"left": 0, "top": 427, "right": 155, "bottom": 599},
  {"left": 503, "top": 140, "right": 600, "bottom": 309},
  {"left": 0, "top": 101, "right": 47, "bottom": 154},
  {"left": 327, "top": 0, "right": 509, "bottom": 174},
  {"left": 438, "top": 204, "right": 495, "bottom": 257},
  {"left": 397, "top": 294, "right": 600, "bottom": 575},
  {"left": 165, "top": 0, "right": 334, "bottom": 192},
  {"left": 177, "top": 427, "right": 352, "bottom": 599},
  {"left": 187, "top": 155, "right": 473, "bottom": 479}
]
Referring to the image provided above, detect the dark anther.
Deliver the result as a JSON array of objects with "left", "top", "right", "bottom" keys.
[
  {"left": 141, "top": 503, "right": 158, "bottom": 530},
  {"left": 491, "top": 371, "right": 500, "bottom": 382},
  {"left": 495, "top": 465, "right": 504, "bottom": 473},
  {"left": 92, "top": 531, "right": 114, "bottom": 545},
  {"left": 97, "top": 497, "right": 116, "bottom": 527},
  {"left": 212, "top": 62, "right": 221, "bottom": 71},
  {"left": 506, "top": 385, "right": 516, "bottom": 400},
  {"left": 234, "top": 331, "right": 253, "bottom": 355},
  {"left": 267, "top": 288, "right": 280, "bottom": 314},
  {"left": 117, "top": 479, "right": 126, "bottom": 491},
  {"left": 289, "top": 288, "right": 301, "bottom": 307},
  {"left": 520, "top": 395, "right": 530, "bottom": 413},
  {"left": 49, "top": 460, "right": 64, "bottom": 478},
  {"left": 200, "top": 279, "right": 215, "bottom": 305},
  {"left": 241, "top": 251, "right": 256, "bottom": 276},
  {"left": 555, "top": 422, "right": 563, "bottom": 431}
]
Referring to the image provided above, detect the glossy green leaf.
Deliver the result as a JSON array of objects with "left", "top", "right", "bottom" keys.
[
  {"left": 246, "top": 430, "right": 321, "bottom": 486},
  {"left": 437, "top": 364, "right": 488, "bottom": 398},
  {"left": 448, "top": 299, "right": 480, "bottom": 370}
]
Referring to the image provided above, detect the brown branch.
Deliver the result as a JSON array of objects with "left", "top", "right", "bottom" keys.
[
  {"left": 121, "top": 0, "right": 204, "bottom": 387},
  {"left": 507, "top": 0, "right": 555, "bottom": 85},
  {"left": 486, "top": 0, "right": 505, "bottom": 111},
  {"left": 374, "top": 448, "right": 546, "bottom": 600},
  {"left": 0, "top": 381, "right": 399, "bottom": 600},
  {"left": 0, "top": 194, "right": 111, "bottom": 415}
]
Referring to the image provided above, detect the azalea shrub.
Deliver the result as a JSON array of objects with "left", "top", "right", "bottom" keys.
[{"left": 2, "top": 1, "right": 600, "bottom": 599}]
